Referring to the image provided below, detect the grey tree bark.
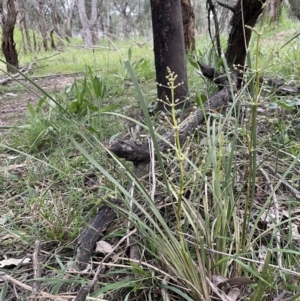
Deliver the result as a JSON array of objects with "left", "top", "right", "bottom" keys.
[
  {"left": 49, "top": 0, "right": 63, "bottom": 48},
  {"left": 0, "top": 0, "right": 19, "bottom": 72},
  {"left": 64, "top": 0, "right": 75, "bottom": 40},
  {"left": 77, "top": 0, "right": 99, "bottom": 46},
  {"left": 17, "top": 0, "right": 32, "bottom": 53},
  {"left": 269, "top": 0, "right": 283, "bottom": 22},
  {"left": 38, "top": 0, "right": 49, "bottom": 51}
]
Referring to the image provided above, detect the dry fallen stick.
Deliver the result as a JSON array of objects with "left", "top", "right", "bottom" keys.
[
  {"left": 0, "top": 272, "right": 74, "bottom": 300},
  {"left": 0, "top": 61, "right": 36, "bottom": 85},
  {"left": 260, "top": 161, "right": 300, "bottom": 200},
  {"left": 0, "top": 272, "right": 109, "bottom": 300},
  {"left": 31, "top": 240, "right": 41, "bottom": 297}
]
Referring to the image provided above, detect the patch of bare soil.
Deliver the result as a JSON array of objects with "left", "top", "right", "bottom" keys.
[{"left": 0, "top": 74, "right": 80, "bottom": 132}]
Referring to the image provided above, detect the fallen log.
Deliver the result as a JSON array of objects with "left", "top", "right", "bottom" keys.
[{"left": 76, "top": 203, "right": 117, "bottom": 270}]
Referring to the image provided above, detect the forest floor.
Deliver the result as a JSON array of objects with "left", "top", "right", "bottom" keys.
[
  {"left": 1, "top": 25, "right": 300, "bottom": 300},
  {"left": 0, "top": 74, "right": 80, "bottom": 131}
]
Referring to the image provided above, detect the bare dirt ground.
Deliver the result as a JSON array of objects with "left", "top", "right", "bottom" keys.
[{"left": 0, "top": 74, "right": 80, "bottom": 132}]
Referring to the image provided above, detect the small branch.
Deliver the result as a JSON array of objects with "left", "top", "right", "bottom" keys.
[
  {"left": 197, "top": 61, "right": 227, "bottom": 87},
  {"left": 31, "top": 240, "right": 41, "bottom": 296},
  {"left": 260, "top": 168, "right": 282, "bottom": 269},
  {"left": 0, "top": 272, "right": 75, "bottom": 300},
  {"left": 161, "top": 275, "right": 170, "bottom": 301},
  {"left": 261, "top": 162, "right": 300, "bottom": 200},
  {"left": 216, "top": 0, "right": 236, "bottom": 12},
  {"left": 74, "top": 265, "right": 102, "bottom": 301},
  {"left": 0, "top": 60, "right": 36, "bottom": 85}
]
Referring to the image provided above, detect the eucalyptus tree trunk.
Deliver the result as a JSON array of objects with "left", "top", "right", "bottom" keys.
[
  {"left": 17, "top": 0, "right": 32, "bottom": 52},
  {"left": 150, "top": 0, "right": 189, "bottom": 112},
  {"left": 181, "top": 0, "right": 195, "bottom": 52},
  {"left": 49, "top": 0, "right": 63, "bottom": 48},
  {"left": 38, "top": 0, "right": 49, "bottom": 51},
  {"left": 77, "top": 0, "right": 99, "bottom": 46},
  {"left": 121, "top": 2, "right": 130, "bottom": 36},
  {"left": 65, "top": 0, "right": 75, "bottom": 40},
  {"left": 0, "top": 0, "right": 19, "bottom": 72},
  {"left": 269, "top": 0, "right": 283, "bottom": 22}
]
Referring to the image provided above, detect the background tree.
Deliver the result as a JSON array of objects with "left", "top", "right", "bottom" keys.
[
  {"left": 181, "top": 0, "right": 195, "bottom": 52},
  {"left": 150, "top": 0, "right": 188, "bottom": 112},
  {"left": 17, "top": 0, "right": 32, "bottom": 53},
  {"left": 38, "top": 0, "right": 49, "bottom": 51},
  {"left": 113, "top": 1, "right": 137, "bottom": 36},
  {"left": 288, "top": 0, "right": 300, "bottom": 20},
  {"left": 49, "top": 0, "right": 63, "bottom": 49},
  {"left": 62, "top": 0, "right": 75, "bottom": 40},
  {"left": 77, "top": 0, "right": 99, "bottom": 46},
  {"left": 269, "top": 0, "right": 283, "bottom": 22},
  {"left": 0, "top": 0, "right": 19, "bottom": 72}
]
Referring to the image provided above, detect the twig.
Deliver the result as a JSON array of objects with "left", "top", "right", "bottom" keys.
[
  {"left": 0, "top": 60, "right": 36, "bottom": 85},
  {"left": 31, "top": 240, "right": 41, "bottom": 296},
  {"left": 75, "top": 229, "right": 137, "bottom": 301},
  {"left": 0, "top": 272, "right": 74, "bottom": 299},
  {"left": 216, "top": 0, "right": 236, "bottom": 12},
  {"left": 260, "top": 167, "right": 282, "bottom": 270},
  {"left": 74, "top": 265, "right": 102, "bottom": 301},
  {"left": 149, "top": 138, "right": 156, "bottom": 201},
  {"left": 161, "top": 275, "right": 170, "bottom": 301},
  {"left": 260, "top": 162, "right": 300, "bottom": 200},
  {"left": 34, "top": 53, "right": 61, "bottom": 62}
]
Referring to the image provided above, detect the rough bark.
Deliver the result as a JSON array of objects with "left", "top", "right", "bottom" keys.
[
  {"left": 76, "top": 204, "right": 117, "bottom": 269},
  {"left": 110, "top": 0, "right": 266, "bottom": 163},
  {"left": 150, "top": 0, "right": 189, "bottom": 112},
  {"left": 77, "top": 0, "right": 99, "bottom": 46},
  {"left": 121, "top": 2, "right": 130, "bottom": 36},
  {"left": 38, "top": 0, "right": 48, "bottom": 51},
  {"left": 225, "top": 0, "right": 266, "bottom": 70},
  {"left": 0, "top": 0, "right": 19, "bottom": 73},
  {"left": 181, "top": 0, "right": 195, "bottom": 52}
]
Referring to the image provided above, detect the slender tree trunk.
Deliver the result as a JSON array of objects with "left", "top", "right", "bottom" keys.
[
  {"left": 150, "top": 0, "right": 189, "bottom": 112},
  {"left": 18, "top": 0, "right": 32, "bottom": 52},
  {"left": 65, "top": 0, "right": 75, "bottom": 40},
  {"left": 77, "top": 0, "right": 99, "bottom": 46},
  {"left": 50, "top": 0, "right": 63, "bottom": 48},
  {"left": 181, "top": 0, "right": 195, "bottom": 52},
  {"left": 269, "top": 0, "right": 283, "bottom": 22},
  {"left": 121, "top": 2, "right": 130, "bottom": 36},
  {"left": 0, "top": 0, "right": 19, "bottom": 72},
  {"left": 38, "top": 0, "right": 48, "bottom": 51}
]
